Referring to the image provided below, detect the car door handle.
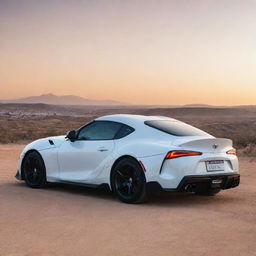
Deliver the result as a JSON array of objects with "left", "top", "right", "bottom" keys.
[{"left": 97, "top": 147, "right": 109, "bottom": 152}]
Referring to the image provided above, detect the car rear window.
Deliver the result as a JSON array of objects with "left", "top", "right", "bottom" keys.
[
  {"left": 145, "top": 120, "right": 210, "bottom": 136},
  {"left": 115, "top": 125, "right": 135, "bottom": 139}
]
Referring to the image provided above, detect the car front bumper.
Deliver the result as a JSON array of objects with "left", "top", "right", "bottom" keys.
[{"left": 15, "top": 170, "right": 22, "bottom": 180}]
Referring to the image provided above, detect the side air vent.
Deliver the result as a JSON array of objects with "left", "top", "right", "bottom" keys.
[{"left": 48, "top": 140, "right": 54, "bottom": 145}]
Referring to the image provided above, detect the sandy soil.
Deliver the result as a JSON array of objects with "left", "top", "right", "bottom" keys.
[{"left": 0, "top": 144, "right": 255, "bottom": 256}]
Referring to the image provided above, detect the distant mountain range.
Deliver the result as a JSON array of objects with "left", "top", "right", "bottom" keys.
[
  {"left": 183, "top": 104, "right": 213, "bottom": 108},
  {"left": 0, "top": 94, "right": 126, "bottom": 105},
  {"left": 0, "top": 94, "right": 255, "bottom": 108}
]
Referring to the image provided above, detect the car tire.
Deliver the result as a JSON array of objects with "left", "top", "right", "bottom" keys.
[
  {"left": 111, "top": 157, "right": 147, "bottom": 204},
  {"left": 22, "top": 151, "right": 47, "bottom": 188}
]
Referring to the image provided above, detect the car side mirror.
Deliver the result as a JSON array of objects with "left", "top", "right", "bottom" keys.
[{"left": 66, "top": 130, "right": 76, "bottom": 142}]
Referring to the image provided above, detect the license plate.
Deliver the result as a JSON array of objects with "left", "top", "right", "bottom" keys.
[{"left": 206, "top": 160, "right": 224, "bottom": 172}]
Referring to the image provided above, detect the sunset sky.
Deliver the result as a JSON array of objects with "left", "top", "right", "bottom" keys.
[{"left": 0, "top": 0, "right": 255, "bottom": 105}]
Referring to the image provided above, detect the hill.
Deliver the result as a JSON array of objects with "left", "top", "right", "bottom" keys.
[{"left": 0, "top": 93, "right": 125, "bottom": 105}]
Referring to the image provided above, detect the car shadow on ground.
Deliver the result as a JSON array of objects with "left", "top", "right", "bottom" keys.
[
  {"left": 11, "top": 181, "right": 241, "bottom": 207},
  {"left": 147, "top": 191, "right": 241, "bottom": 208}
]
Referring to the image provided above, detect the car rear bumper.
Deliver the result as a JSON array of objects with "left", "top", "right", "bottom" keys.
[{"left": 163, "top": 173, "right": 240, "bottom": 192}]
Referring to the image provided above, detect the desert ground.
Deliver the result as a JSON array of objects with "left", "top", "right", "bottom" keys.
[
  {"left": 0, "top": 144, "right": 255, "bottom": 256},
  {"left": 0, "top": 104, "right": 256, "bottom": 255}
]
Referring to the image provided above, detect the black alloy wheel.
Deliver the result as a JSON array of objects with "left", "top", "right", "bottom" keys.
[
  {"left": 22, "top": 151, "right": 47, "bottom": 188},
  {"left": 111, "top": 157, "right": 147, "bottom": 203}
]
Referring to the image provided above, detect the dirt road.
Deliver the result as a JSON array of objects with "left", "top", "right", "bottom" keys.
[{"left": 0, "top": 144, "right": 255, "bottom": 256}]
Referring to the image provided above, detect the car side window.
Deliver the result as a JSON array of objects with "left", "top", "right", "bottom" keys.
[
  {"left": 77, "top": 121, "right": 122, "bottom": 140},
  {"left": 115, "top": 125, "right": 135, "bottom": 139}
]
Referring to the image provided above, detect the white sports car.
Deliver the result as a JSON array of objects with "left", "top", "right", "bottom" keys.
[{"left": 15, "top": 114, "right": 240, "bottom": 203}]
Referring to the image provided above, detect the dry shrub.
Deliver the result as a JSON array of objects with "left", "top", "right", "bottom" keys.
[
  {"left": 238, "top": 144, "right": 256, "bottom": 157},
  {"left": 0, "top": 105, "right": 256, "bottom": 156},
  {"left": 0, "top": 117, "right": 90, "bottom": 144}
]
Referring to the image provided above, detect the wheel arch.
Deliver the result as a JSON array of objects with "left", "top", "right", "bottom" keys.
[
  {"left": 109, "top": 155, "right": 145, "bottom": 191},
  {"left": 21, "top": 149, "right": 44, "bottom": 180}
]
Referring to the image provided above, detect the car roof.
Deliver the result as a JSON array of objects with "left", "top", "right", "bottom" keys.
[{"left": 95, "top": 114, "right": 178, "bottom": 127}]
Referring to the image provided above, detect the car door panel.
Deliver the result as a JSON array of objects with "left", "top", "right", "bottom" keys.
[{"left": 57, "top": 140, "right": 114, "bottom": 182}]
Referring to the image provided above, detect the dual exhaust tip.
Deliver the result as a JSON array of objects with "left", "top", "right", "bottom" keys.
[
  {"left": 184, "top": 179, "right": 223, "bottom": 192},
  {"left": 184, "top": 184, "right": 196, "bottom": 192}
]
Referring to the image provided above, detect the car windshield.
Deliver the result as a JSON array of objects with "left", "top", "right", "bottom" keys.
[{"left": 145, "top": 120, "right": 210, "bottom": 136}]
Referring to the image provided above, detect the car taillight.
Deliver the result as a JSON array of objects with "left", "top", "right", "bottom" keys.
[
  {"left": 226, "top": 149, "right": 236, "bottom": 155},
  {"left": 165, "top": 150, "right": 202, "bottom": 159}
]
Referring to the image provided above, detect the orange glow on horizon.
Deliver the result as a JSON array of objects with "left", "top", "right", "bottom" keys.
[{"left": 0, "top": 0, "right": 255, "bottom": 105}]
